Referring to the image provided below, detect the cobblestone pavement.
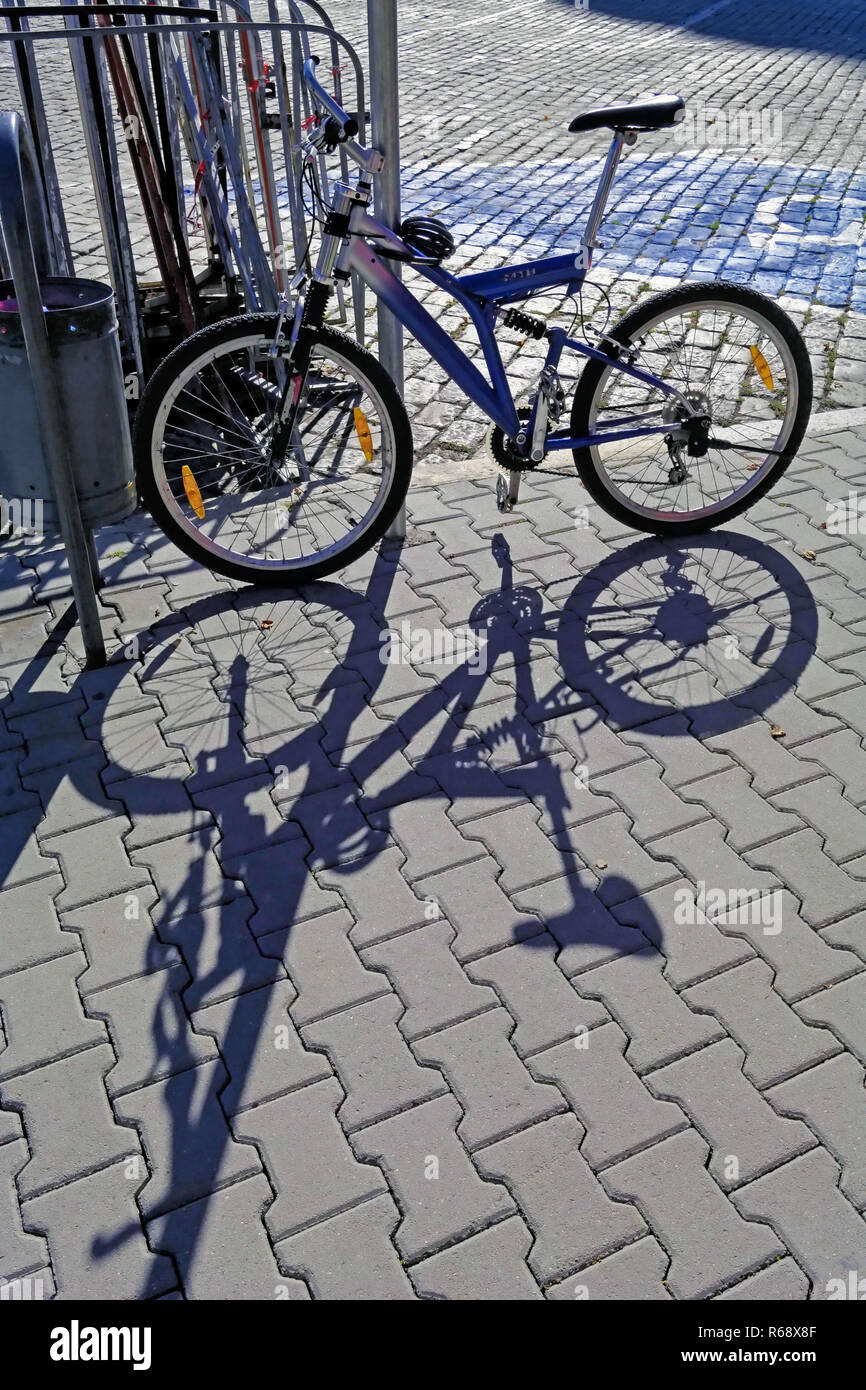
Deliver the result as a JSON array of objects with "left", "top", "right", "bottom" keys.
[
  {"left": 2, "top": 0, "right": 866, "bottom": 1302},
  {"left": 3, "top": 418, "right": 866, "bottom": 1299}
]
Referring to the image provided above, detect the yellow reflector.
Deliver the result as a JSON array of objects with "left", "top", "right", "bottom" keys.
[
  {"left": 353, "top": 407, "right": 374, "bottom": 462},
  {"left": 749, "top": 345, "right": 774, "bottom": 391},
  {"left": 181, "top": 465, "right": 205, "bottom": 519}
]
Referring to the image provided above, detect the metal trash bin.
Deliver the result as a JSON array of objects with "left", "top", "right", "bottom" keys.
[{"left": 0, "top": 275, "right": 135, "bottom": 532}]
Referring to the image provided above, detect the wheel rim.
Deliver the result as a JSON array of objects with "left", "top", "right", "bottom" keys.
[
  {"left": 149, "top": 331, "right": 399, "bottom": 573},
  {"left": 585, "top": 298, "right": 801, "bottom": 524}
]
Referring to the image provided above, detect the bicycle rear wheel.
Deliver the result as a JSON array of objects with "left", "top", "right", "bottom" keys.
[
  {"left": 570, "top": 282, "right": 812, "bottom": 535},
  {"left": 134, "top": 314, "right": 413, "bottom": 584}
]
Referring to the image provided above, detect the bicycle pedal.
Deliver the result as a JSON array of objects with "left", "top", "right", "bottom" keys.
[{"left": 496, "top": 471, "right": 521, "bottom": 513}]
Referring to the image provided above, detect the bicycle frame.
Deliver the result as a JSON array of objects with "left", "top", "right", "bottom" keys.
[{"left": 335, "top": 194, "right": 698, "bottom": 456}]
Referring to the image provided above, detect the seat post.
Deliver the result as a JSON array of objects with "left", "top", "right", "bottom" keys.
[{"left": 581, "top": 129, "right": 634, "bottom": 257}]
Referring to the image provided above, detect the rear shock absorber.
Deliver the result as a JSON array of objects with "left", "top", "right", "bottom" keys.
[{"left": 501, "top": 307, "right": 547, "bottom": 340}]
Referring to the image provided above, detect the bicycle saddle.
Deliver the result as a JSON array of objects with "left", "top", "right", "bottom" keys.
[{"left": 569, "top": 95, "right": 686, "bottom": 133}]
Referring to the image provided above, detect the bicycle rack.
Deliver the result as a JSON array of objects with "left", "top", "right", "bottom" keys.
[
  {"left": 0, "top": 111, "right": 107, "bottom": 666},
  {"left": 0, "top": 5, "right": 375, "bottom": 384}
]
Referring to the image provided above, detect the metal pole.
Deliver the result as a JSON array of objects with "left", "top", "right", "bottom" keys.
[
  {"left": 0, "top": 113, "right": 106, "bottom": 666},
  {"left": 367, "top": 0, "right": 405, "bottom": 541}
]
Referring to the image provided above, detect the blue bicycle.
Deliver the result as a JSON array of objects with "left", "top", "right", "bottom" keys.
[{"left": 134, "top": 60, "right": 813, "bottom": 584}]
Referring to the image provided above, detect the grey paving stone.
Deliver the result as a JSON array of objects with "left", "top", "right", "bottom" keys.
[
  {"left": 822, "top": 909, "right": 866, "bottom": 963},
  {"left": 164, "top": 714, "right": 265, "bottom": 793},
  {"left": 530, "top": 1022, "right": 687, "bottom": 1169},
  {"left": 575, "top": 948, "right": 724, "bottom": 1074},
  {"left": 467, "top": 934, "right": 608, "bottom": 1055},
  {"left": 0, "top": 874, "right": 79, "bottom": 976},
  {"left": 302, "top": 994, "right": 446, "bottom": 1132},
  {"left": 363, "top": 921, "right": 496, "bottom": 1040},
  {"left": 620, "top": 714, "right": 733, "bottom": 786},
  {"left": 717, "top": 1259, "right": 811, "bottom": 1300},
  {"left": 684, "top": 959, "right": 841, "bottom": 1088},
  {"left": 536, "top": 701, "right": 648, "bottom": 775},
  {"left": 603, "top": 1128, "right": 785, "bottom": 1299},
  {"left": 545, "top": 1235, "right": 672, "bottom": 1300},
  {"left": 0, "top": 807, "right": 60, "bottom": 889},
  {"left": 20, "top": 1158, "right": 176, "bottom": 1300},
  {"left": 222, "top": 838, "right": 342, "bottom": 938},
  {"left": 114, "top": 1059, "right": 262, "bottom": 1220},
  {"left": 352, "top": 1093, "right": 514, "bottom": 1261},
  {"left": 419, "top": 744, "right": 523, "bottom": 823},
  {"left": 367, "top": 799, "right": 482, "bottom": 882},
  {"left": 514, "top": 873, "right": 647, "bottom": 976},
  {"left": 50, "top": 817, "right": 152, "bottom": 913},
  {"left": 60, "top": 886, "right": 179, "bottom": 995},
  {"left": 475, "top": 1113, "right": 645, "bottom": 1283},
  {"left": 233, "top": 1078, "right": 386, "bottom": 1239},
  {"left": 287, "top": 787, "right": 389, "bottom": 871},
  {"left": 658, "top": 820, "right": 782, "bottom": 917},
  {"left": 592, "top": 760, "right": 708, "bottom": 843},
  {"left": 88, "top": 965, "right": 217, "bottom": 1096},
  {"left": 158, "top": 897, "right": 279, "bottom": 1010},
  {"left": 0, "top": 1106, "right": 21, "bottom": 1145},
  {"left": 612, "top": 878, "right": 754, "bottom": 990},
  {"left": 0, "top": 1138, "right": 51, "bottom": 1279},
  {"left": 274, "top": 1192, "right": 415, "bottom": 1300},
  {"left": 193, "top": 980, "right": 331, "bottom": 1115},
  {"left": 771, "top": 776, "right": 866, "bottom": 863},
  {"left": 0, "top": 953, "right": 106, "bottom": 1079},
  {"left": 708, "top": 889, "right": 861, "bottom": 1002},
  {"left": 148, "top": 1173, "right": 310, "bottom": 1301},
  {"left": 414, "top": 856, "right": 543, "bottom": 960},
  {"left": 22, "top": 756, "right": 122, "bottom": 841},
  {"left": 107, "top": 764, "right": 214, "bottom": 851},
  {"left": 413, "top": 1008, "right": 565, "bottom": 1151},
  {"left": 648, "top": 1038, "right": 816, "bottom": 1190},
  {"left": 498, "top": 749, "right": 621, "bottom": 832},
  {"left": 12, "top": 704, "right": 96, "bottom": 778},
  {"left": 460, "top": 803, "right": 578, "bottom": 893},
  {"left": 813, "top": 686, "right": 866, "bottom": 745},
  {"left": 704, "top": 723, "right": 824, "bottom": 796},
  {"left": 133, "top": 828, "right": 244, "bottom": 921},
  {"left": 746, "top": 828, "right": 866, "bottom": 928},
  {"left": 556, "top": 812, "right": 680, "bottom": 905},
  {"left": 249, "top": 729, "right": 347, "bottom": 802},
  {"left": 409, "top": 1215, "right": 542, "bottom": 1300},
  {"left": 769, "top": 1054, "right": 866, "bottom": 1211},
  {"left": 259, "top": 908, "right": 388, "bottom": 1026},
  {"left": 0, "top": 749, "right": 40, "bottom": 819},
  {"left": 731, "top": 686, "right": 841, "bottom": 749},
  {"left": 796, "top": 974, "right": 866, "bottom": 1066},
  {"left": 679, "top": 766, "right": 803, "bottom": 852},
  {"left": 97, "top": 708, "right": 187, "bottom": 784},
  {"left": 190, "top": 774, "right": 302, "bottom": 859},
  {"left": 0, "top": 1045, "right": 138, "bottom": 1199},
  {"left": 318, "top": 847, "right": 427, "bottom": 948},
  {"left": 793, "top": 730, "right": 866, "bottom": 806},
  {"left": 732, "top": 1147, "right": 866, "bottom": 1299}
]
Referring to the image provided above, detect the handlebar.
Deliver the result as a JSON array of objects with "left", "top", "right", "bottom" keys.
[{"left": 302, "top": 56, "right": 358, "bottom": 142}]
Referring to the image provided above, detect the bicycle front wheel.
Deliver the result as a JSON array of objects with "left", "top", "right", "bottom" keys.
[
  {"left": 570, "top": 282, "right": 813, "bottom": 535},
  {"left": 134, "top": 315, "right": 413, "bottom": 584}
]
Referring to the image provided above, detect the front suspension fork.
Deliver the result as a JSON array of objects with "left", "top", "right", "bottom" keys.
[{"left": 268, "top": 278, "right": 332, "bottom": 462}]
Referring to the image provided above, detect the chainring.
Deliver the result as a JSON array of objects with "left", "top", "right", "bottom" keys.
[{"left": 488, "top": 408, "right": 538, "bottom": 473}]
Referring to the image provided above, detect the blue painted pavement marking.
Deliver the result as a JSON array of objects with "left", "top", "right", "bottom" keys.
[{"left": 400, "top": 155, "right": 866, "bottom": 312}]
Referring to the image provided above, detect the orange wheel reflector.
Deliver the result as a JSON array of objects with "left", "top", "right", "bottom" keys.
[
  {"left": 353, "top": 407, "right": 375, "bottom": 462},
  {"left": 749, "top": 345, "right": 774, "bottom": 391},
  {"left": 181, "top": 465, "right": 206, "bottom": 519}
]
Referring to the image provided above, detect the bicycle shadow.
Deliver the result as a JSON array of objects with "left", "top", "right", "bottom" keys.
[{"left": 0, "top": 522, "right": 817, "bottom": 1296}]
